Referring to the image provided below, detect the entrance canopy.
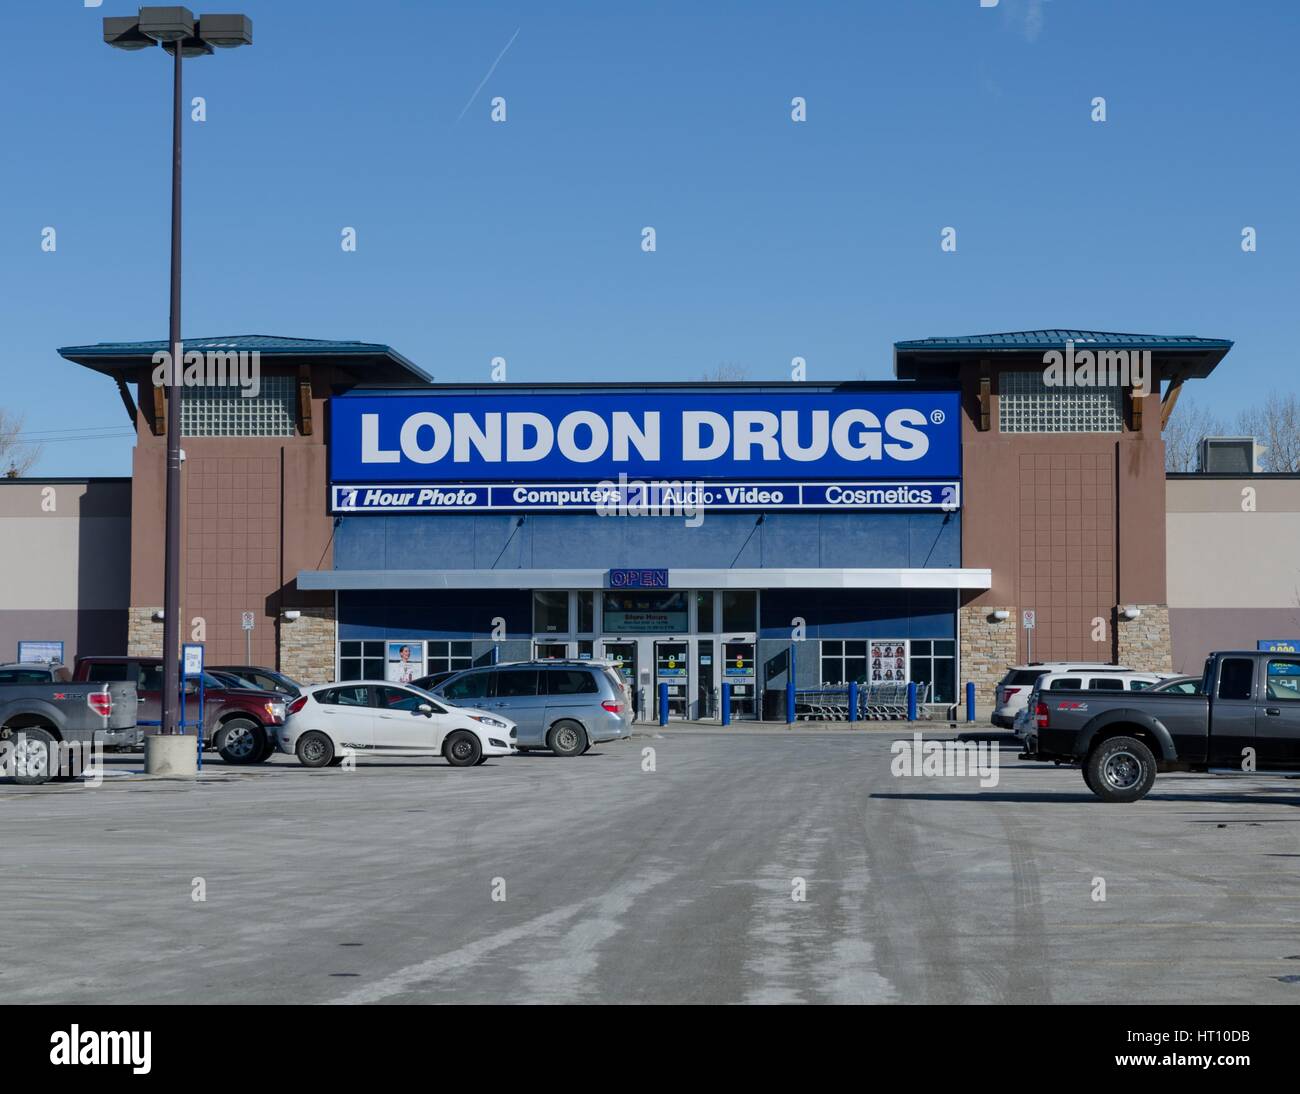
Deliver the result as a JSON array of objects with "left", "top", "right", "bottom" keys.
[{"left": 298, "top": 567, "right": 992, "bottom": 591}]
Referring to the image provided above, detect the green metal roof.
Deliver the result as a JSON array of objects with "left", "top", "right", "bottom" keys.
[
  {"left": 894, "top": 329, "right": 1233, "bottom": 380},
  {"left": 894, "top": 329, "right": 1233, "bottom": 352},
  {"left": 58, "top": 334, "right": 432, "bottom": 382}
]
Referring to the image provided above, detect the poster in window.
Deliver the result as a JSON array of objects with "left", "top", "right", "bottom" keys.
[
  {"left": 386, "top": 640, "right": 425, "bottom": 684},
  {"left": 870, "top": 639, "right": 908, "bottom": 684}
]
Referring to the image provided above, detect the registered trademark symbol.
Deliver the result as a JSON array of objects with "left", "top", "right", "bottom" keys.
[{"left": 930, "top": 409, "right": 945, "bottom": 424}]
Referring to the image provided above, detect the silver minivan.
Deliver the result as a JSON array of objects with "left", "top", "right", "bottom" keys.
[{"left": 432, "top": 661, "right": 630, "bottom": 756}]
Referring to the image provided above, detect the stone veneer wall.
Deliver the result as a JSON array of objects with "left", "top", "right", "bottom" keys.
[
  {"left": 1115, "top": 604, "right": 1172, "bottom": 673},
  {"left": 127, "top": 606, "right": 163, "bottom": 657},
  {"left": 280, "top": 605, "right": 337, "bottom": 686},
  {"left": 959, "top": 604, "right": 1018, "bottom": 709}
]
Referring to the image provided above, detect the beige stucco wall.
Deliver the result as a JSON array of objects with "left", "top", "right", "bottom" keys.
[
  {"left": 0, "top": 480, "right": 131, "bottom": 660},
  {"left": 1166, "top": 477, "right": 1300, "bottom": 671},
  {"left": 1166, "top": 479, "right": 1300, "bottom": 609}
]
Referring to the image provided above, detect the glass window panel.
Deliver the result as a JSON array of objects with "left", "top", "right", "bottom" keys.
[
  {"left": 496, "top": 669, "right": 539, "bottom": 697},
  {"left": 721, "top": 591, "right": 756, "bottom": 632},
  {"left": 696, "top": 592, "right": 715, "bottom": 633},
  {"left": 443, "top": 671, "right": 490, "bottom": 701},
  {"left": 533, "top": 591, "right": 569, "bottom": 634},
  {"left": 546, "top": 669, "right": 598, "bottom": 695}
]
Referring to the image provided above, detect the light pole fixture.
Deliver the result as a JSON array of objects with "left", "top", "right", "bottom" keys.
[{"left": 104, "top": 7, "right": 252, "bottom": 737}]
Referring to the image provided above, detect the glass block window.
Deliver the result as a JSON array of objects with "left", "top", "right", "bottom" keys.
[
  {"left": 999, "top": 371, "right": 1123, "bottom": 433},
  {"left": 181, "top": 374, "right": 296, "bottom": 436}
]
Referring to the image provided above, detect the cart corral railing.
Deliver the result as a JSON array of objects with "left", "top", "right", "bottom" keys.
[{"left": 794, "top": 682, "right": 946, "bottom": 721}]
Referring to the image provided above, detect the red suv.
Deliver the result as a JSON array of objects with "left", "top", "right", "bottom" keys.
[{"left": 73, "top": 656, "right": 287, "bottom": 764}]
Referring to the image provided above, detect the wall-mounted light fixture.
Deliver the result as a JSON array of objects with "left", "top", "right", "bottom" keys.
[
  {"left": 1122, "top": 606, "right": 1142, "bottom": 621},
  {"left": 282, "top": 609, "right": 302, "bottom": 622},
  {"left": 990, "top": 610, "right": 1010, "bottom": 622}
]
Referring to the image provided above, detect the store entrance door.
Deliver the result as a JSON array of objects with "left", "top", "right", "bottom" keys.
[
  {"left": 722, "top": 639, "right": 758, "bottom": 719},
  {"left": 600, "top": 640, "right": 639, "bottom": 719},
  {"left": 654, "top": 640, "right": 690, "bottom": 720}
]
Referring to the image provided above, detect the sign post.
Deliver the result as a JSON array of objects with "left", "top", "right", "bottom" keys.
[
  {"left": 181, "top": 643, "right": 205, "bottom": 770},
  {"left": 1022, "top": 609, "right": 1036, "bottom": 662},
  {"left": 241, "top": 611, "right": 255, "bottom": 663}
]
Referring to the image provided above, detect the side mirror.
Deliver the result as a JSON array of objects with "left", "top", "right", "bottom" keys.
[{"left": 418, "top": 703, "right": 433, "bottom": 715}]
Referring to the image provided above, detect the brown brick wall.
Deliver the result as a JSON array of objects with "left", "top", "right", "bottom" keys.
[{"left": 1017, "top": 451, "right": 1116, "bottom": 663}]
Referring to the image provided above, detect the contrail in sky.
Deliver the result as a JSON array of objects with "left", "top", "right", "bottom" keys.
[{"left": 456, "top": 26, "right": 521, "bottom": 123}]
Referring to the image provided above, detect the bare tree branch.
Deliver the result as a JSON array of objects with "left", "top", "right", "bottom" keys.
[
  {"left": 1162, "top": 397, "right": 1225, "bottom": 472},
  {"left": 0, "top": 410, "right": 41, "bottom": 477}
]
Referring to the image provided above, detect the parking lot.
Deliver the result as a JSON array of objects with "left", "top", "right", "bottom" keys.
[{"left": 4, "top": 730, "right": 1300, "bottom": 1005}]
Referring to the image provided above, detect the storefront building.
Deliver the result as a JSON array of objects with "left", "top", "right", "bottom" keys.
[
  {"left": 51, "top": 328, "right": 1239, "bottom": 720},
  {"left": 303, "top": 384, "right": 984, "bottom": 719}
]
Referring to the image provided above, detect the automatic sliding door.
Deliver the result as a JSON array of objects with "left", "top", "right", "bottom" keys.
[{"left": 655, "top": 640, "right": 689, "bottom": 720}]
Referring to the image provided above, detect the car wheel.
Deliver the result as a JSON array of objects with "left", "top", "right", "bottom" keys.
[
  {"left": 444, "top": 730, "right": 481, "bottom": 768},
  {"left": 255, "top": 736, "right": 277, "bottom": 763},
  {"left": 1086, "top": 736, "right": 1157, "bottom": 803},
  {"left": 11, "top": 726, "right": 56, "bottom": 786},
  {"left": 474, "top": 756, "right": 488, "bottom": 766},
  {"left": 547, "top": 720, "right": 587, "bottom": 758},
  {"left": 216, "top": 719, "right": 266, "bottom": 765},
  {"left": 295, "top": 731, "right": 334, "bottom": 769}
]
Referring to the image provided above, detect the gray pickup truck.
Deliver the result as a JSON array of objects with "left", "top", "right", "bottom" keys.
[
  {"left": 0, "top": 665, "right": 139, "bottom": 785},
  {"left": 1023, "top": 650, "right": 1300, "bottom": 802}
]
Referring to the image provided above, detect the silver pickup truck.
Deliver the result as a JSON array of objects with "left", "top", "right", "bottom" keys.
[
  {"left": 1023, "top": 650, "right": 1300, "bottom": 802},
  {"left": 0, "top": 663, "right": 139, "bottom": 785}
]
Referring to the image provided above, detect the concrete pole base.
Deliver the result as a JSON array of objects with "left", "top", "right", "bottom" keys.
[{"left": 145, "top": 734, "right": 198, "bottom": 777}]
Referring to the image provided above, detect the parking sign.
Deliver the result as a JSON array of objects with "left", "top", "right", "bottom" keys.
[{"left": 1023, "top": 610, "right": 1036, "bottom": 630}]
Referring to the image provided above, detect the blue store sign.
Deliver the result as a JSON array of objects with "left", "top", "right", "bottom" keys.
[
  {"left": 330, "top": 390, "right": 961, "bottom": 484},
  {"left": 608, "top": 569, "right": 669, "bottom": 588}
]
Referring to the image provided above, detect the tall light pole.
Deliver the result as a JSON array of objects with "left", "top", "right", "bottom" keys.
[{"left": 104, "top": 8, "right": 252, "bottom": 737}]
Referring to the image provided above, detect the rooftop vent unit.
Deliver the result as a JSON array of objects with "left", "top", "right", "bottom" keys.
[{"left": 1197, "top": 436, "right": 1263, "bottom": 474}]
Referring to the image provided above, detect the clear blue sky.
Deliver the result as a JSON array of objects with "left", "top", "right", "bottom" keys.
[{"left": 3, "top": 0, "right": 1297, "bottom": 475}]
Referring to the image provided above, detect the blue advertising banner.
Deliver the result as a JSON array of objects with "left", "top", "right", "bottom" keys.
[
  {"left": 329, "top": 390, "right": 961, "bottom": 484},
  {"left": 330, "top": 480, "right": 961, "bottom": 513},
  {"left": 1258, "top": 640, "right": 1300, "bottom": 653}
]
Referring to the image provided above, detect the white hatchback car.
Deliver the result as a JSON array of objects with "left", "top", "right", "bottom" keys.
[{"left": 276, "top": 681, "right": 516, "bottom": 767}]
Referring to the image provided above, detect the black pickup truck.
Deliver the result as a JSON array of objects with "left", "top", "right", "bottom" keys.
[{"left": 1023, "top": 650, "right": 1300, "bottom": 802}]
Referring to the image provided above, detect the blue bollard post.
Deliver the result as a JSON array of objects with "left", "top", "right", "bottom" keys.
[
  {"left": 848, "top": 680, "right": 859, "bottom": 724},
  {"left": 786, "top": 681, "right": 796, "bottom": 724},
  {"left": 907, "top": 680, "right": 917, "bottom": 721},
  {"left": 659, "top": 682, "right": 669, "bottom": 726},
  {"left": 721, "top": 682, "right": 731, "bottom": 726},
  {"left": 966, "top": 681, "right": 976, "bottom": 723}
]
